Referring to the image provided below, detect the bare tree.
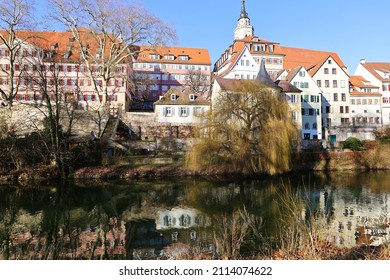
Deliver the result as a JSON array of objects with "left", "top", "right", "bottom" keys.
[
  {"left": 186, "top": 69, "right": 211, "bottom": 98},
  {"left": 49, "top": 0, "right": 176, "bottom": 111},
  {"left": 0, "top": 0, "right": 36, "bottom": 108}
]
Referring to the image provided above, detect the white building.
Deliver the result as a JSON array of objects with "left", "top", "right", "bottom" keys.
[
  {"left": 278, "top": 66, "right": 323, "bottom": 140},
  {"left": 349, "top": 76, "right": 382, "bottom": 128},
  {"left": 154, "top": 88, "right": 210, "bottom": 124},
  {"left": 355, "top": 60, "right": 390, "bottom": 125},
  {"left": 282, "top": 49, "right": 350, "bottom": 141}
]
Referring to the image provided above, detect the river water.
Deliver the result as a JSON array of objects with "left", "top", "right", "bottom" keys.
[{"left": 0, "top": 171, "right": 389, "bottom": 259}]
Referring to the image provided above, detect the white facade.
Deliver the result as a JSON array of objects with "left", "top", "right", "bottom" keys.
[
  {"left": 221, "top": 48, "right": 259, "bottom": 80},
  {"left": 313, "top": 56, "right": 350, "bottom": 140},
  {"left": 355, "top": 61, "right": 390, "bottom": 125},
  {"left": 281, "top": 67, "right": 323, "bottom": 140},
  {"left": 154, "top": 88, "right": 210, "bottom": 124},
  {"left": 349, "top": 76, "right": 382, "bottom": 128}
]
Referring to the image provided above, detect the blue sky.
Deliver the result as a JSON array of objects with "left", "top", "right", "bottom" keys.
[{"left": 34, "top": 0, "right": 390, "bottom": 73}]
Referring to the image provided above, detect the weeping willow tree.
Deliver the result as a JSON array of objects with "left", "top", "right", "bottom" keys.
[{"left": 186, "top": 80, "right": 299, "bottom": 175}]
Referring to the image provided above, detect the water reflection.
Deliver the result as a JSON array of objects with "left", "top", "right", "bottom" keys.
[{"left": 0, "top": 171, "right": 390, "bottom": 259}]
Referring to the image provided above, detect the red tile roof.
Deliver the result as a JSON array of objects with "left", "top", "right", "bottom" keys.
[
  {"left": 154, "top": 87, "right": 209, "bottom": 105},
  {"left": 349, "top": 75, "right": 381, "bottom": 96},
  {"left": 359, "top": 62, "right": 390, "bottom": 82},
  {"left": 350, "top": 75, "right": 379, "bottom": 89},
  {"left": 275, "top": 80, "right": 302, "bottom": 93},
  {"left": 0, "top": 29, "right": 125, "bottom": 63},
  {"left": 135, "top": 45, "right": 211, "bottom": 65},
  {"left": 281, "top": 46, "right": 347, "bottom": 76}
]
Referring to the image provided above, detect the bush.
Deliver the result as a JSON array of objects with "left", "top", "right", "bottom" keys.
[{"left": 343, "top": 137, "right": 365, "bottom": 151}]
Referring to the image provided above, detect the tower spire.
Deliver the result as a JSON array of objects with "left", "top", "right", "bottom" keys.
[
  {"left": 234, "top": 0, "right": 254, "bottom": 40},
  {"left": 239, "top": 0, "right": 249, "bottom": 19}
]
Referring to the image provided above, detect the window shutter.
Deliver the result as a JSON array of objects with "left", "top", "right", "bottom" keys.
[
  {"left": 163, "top": 107, "right": 166, "bottom": 116},
  {"left": 172, "top": 107, "right": 175, "bottom": 116}
]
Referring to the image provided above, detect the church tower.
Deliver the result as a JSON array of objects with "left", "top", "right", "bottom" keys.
[{"left": 234, "top": 0, "right": 254, "bottom": 40}]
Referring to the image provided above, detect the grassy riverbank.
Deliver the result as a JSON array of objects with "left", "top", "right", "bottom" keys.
[{"left": 3, "top": 141, "right": 390, "bottom": 183}]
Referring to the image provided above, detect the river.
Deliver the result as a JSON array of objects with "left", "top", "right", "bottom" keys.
[{"left": 0, "top": 171, "right": 389, "bottom": 259}]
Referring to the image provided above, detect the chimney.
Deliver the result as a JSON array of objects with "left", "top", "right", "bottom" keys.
[{"left": 360, "top": 59, "right": 366, "bottom": 65}]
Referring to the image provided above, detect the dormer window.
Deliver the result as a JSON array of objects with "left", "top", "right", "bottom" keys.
[
  {"left": 164, "top": 54, "right": 174, "bottom": 60},
  {"left": 178, "top": 55, "right": 189, "bottom": 61},
  {"left": 189, "top": 94, "right": 195, "bottom": 101},
  {"left": 171, "top": 94, "right": 177, "bottom": 101},
  {"left": 269, "top": 44, "right": 274, "bottom": 53},
  {"left": 254, "top": 44, "right": 265, "bottom": 52},
  {"left": 50, "top": 43, "right": 58, "bottom": 50},
  {"left": 64, "top": 52, "right": 71, "bottom": 59},
  {"left": 149, "top": 54, "right": 160, "bottom": 60}
]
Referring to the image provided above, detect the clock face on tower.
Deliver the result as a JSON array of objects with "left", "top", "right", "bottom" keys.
[{"left": 240, "top": 19, "right": 248, "bottom": 26}]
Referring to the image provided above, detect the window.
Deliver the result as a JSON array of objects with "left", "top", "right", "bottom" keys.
[
  {"left": 351, "top": 99, "right": 355, "bottom": 105},
  {"left": 304, "top": 123, "right": 310, "bottom": 129},
  {"left": 333, "top": 80, "right": 338, "bottom": 88},
  {"left": 171, "top": 94, "right": 177, "bottom": 101},
  {"left": 149, "top": 54, "right": 160, "bottom": 60},
  {"left": 333, "top": 93, "right": 338, "bottom": 101},
  {"left": 313, "top": 123, "right": 317, "bottom": 130},
  {"left": 290, "top": 95, "right": 297, "bottom": 103},
  {"left": 178, "top": 55, "right": 189, "bottom": 61},
  {"left": 324, "top": 68, "right": 329, "bottom": 74},
  {"left": 341, "top": 93, "right": 346, "bottom": 101},
  {"left": 325, "top": 80, "right": 329, "bottom": 88},
  {"left": 165, "top": 107, "right": 173, "bottom": 116},
  {"left": 291, "top": 110, "right": 298, "bottom": 121},
  {"left": 332, "top": 68, "right": 337, "bottom": 74},
  {"left": 164, "top": 54, "right": 174, "bottom": 60},
  {"left": 180, "top": 107, "right": 188, "bottom": 116},
  {"left": 340, "top": 106, "right": 344, "bottom": 113},
  {"left": 309, "top": 109, "right": 314, "bottom": 115},
  {"left": 299, "top": 71, "right": 305, "bottom": 77},
  {"left": 189, "top": 94, "right": 195, "bottom": 101},
  {"left": 345, "top": 106, "right": 349, "bottom": 113},
  {"left": 328, "top": 59, "right": 332, "bottom": 64},
  {"left": 317, "top": 80, "right": 322, "bottom": 87},
  {"left": 300, "top": 82, "right": 309, "bottom": 88},
  {"left": 311, "top": 95, "right": 319, "bottom": 103},
  {"left": 383, "top": 97, "right": 389, "bottom": 103},
  {"left": 340, "top": 80, "right": 346, "bottom": 88}
]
